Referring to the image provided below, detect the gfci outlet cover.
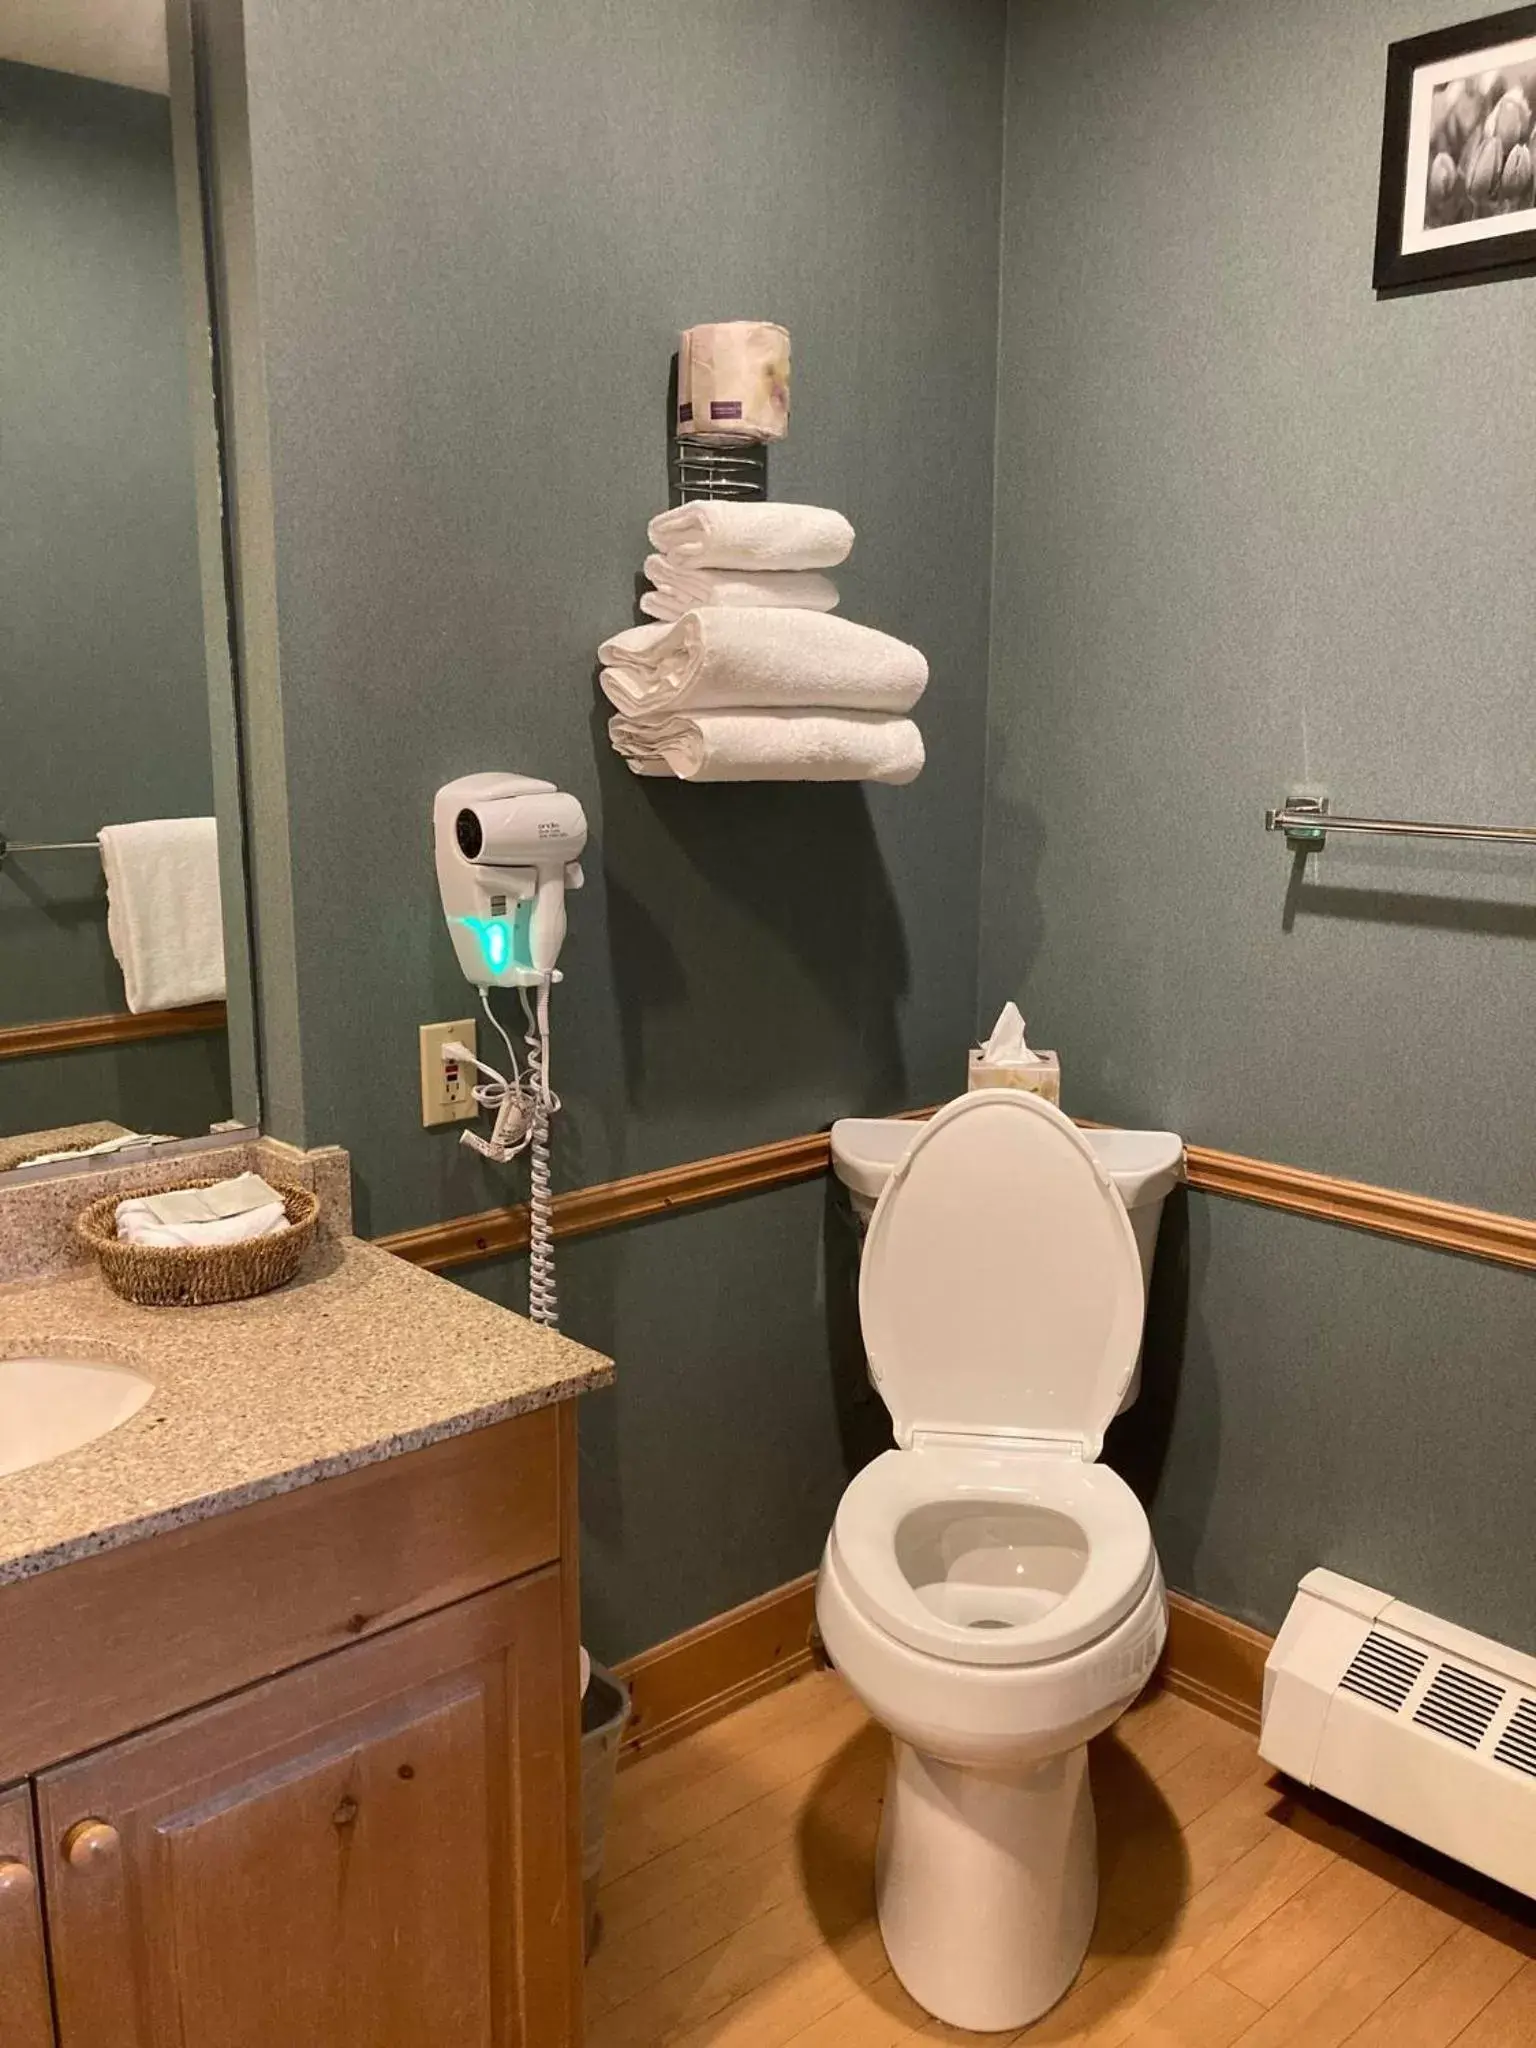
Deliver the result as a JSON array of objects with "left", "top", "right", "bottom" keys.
[{"left": 419, "top": 1018, "right": 478, "bottom": 1126}]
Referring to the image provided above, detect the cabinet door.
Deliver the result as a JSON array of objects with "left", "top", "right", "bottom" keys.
[
  {"left": 40, "top": 1569, "right": 576, "bottom": 2048},
  {"left": 0, "top": 1785, "right": 54, "bottom": 2048}
]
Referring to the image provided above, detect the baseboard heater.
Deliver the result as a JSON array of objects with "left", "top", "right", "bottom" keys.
[{"left": 1261, "top": 1568, "right": 1536, "bottom": 1899}]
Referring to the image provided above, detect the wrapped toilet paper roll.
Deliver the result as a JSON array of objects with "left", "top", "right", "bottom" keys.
[{"left": 676, "top": 321, "right": 790, "bottom": 444}]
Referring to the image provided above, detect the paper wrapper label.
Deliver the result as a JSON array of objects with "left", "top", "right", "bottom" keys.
[
  {"left": 967, "top": 1048, "right": 1061, "bottom": 1105},
  {"left": 676, "top": 321, "right": 790, "bottom": 444}
]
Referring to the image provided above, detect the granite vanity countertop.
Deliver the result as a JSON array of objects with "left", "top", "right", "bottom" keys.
[{"left": 0, "top": 1234, "right": 612, "bottom": 1585}]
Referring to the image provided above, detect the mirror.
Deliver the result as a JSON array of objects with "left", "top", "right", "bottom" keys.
[{"left": 0, "top": 0, "right": 254, "bottom": 1176}]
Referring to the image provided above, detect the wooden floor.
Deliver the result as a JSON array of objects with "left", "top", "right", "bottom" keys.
[{"left": 585, "top": 1668, "right": 1536, "bottom": 2047}]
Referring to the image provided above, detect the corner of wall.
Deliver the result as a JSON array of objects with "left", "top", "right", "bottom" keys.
[
  {"left": 185, "top": 0, "right": 308, "bottom": 1144},
  {"left": 974, "top": 0, "right": 1016, "bottom": 1040}
]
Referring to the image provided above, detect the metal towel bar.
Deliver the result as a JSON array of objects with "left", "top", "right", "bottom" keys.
[
  {"left": 1266, "top": 795, "right": 1536, "bottom": 852},
  {"left": 0, "top": 833, "right": 100, "bottom": 868}
]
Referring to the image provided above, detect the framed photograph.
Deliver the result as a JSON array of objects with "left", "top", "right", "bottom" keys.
[{"left": 1375, "top": 5, "right": 1536, "bottom": 291}]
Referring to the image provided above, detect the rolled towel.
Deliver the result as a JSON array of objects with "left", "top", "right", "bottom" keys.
[
  {"left": 608, "top": 709, "right": 925, "bottom": 785},
  {"left": 640, "top": 555, "right": 838, "bottom": 624},
  {"left": 647, "top": 501, "right": 854, "bottom": 571},
  {"left": 600, "top": 608, "right": 927, "bottom": 719}
]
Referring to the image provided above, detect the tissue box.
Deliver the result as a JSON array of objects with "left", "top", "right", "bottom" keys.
[{"left": 967, "top": 1048, "right": 1060, "bottom": 1104}]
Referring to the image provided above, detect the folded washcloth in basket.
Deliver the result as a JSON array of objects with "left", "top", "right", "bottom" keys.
[
  {"left": 647, "top": 501, "right": 854, "bottom": 571},
  {"left": 640, "top": 555, "right": 839, "bottom": 623},
  {"left": 608, "top": 709, "right": 925, "bottom": 785},
  {"left": 599, "top": 607, "right": 927, "bottom": 719},
  {"left": 115, "top": 1172, "right": 290, "bottom": 1248}
]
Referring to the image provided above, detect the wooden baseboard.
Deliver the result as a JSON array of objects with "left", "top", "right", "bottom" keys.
[
  {"left": 607, "top": 1571, "right": 1272, "bottom": 1768},
  {"left": 0, "top": 1002, "right": 228, "bottom": 1062},
  {"left": 612, "top": 1572, "right": 818, "bottom": 1767},
  {"left": 1159, "top": 1590, "right": 1272, "bottom": 1735}
]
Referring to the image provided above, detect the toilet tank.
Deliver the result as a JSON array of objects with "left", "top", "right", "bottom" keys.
[
  {"left": 1071, "top": 1127, "right": 1185, "bottom": 1299},
  {"left": 829, "top": 1112, "right": 1184, "bottom": 1412}
]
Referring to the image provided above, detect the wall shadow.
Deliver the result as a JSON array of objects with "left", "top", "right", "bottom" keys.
[
  {"left": 820, "top": 1181, "right": 895, "bottom": 1481},
  {"left": 1104, "top": 1187, "right": 1231, "bottom": 1612},
  {"left": 1104, "top": 1185, "right": 1190, "bottom": 1508},
  {"left": 1282, "top": 854, "right": 1536, "bottom": 939},
  {"left": 593, "top": 698, "right": 910, "bottom": 1136}
]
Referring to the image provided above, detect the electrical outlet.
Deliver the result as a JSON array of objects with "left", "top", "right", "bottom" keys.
[{"left": 420, "top": 1018, "right": 478, "bottom": 1127}]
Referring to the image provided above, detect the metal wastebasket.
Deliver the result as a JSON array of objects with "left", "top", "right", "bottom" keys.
[{"left": 580, "top": 1656, "right": 630, "bottom": 1958}]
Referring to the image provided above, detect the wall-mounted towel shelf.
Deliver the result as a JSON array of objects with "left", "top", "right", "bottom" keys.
[
  {"left": 0, "top": 832, "right": 99, "bottom": 869},
  {"left": 1265, "top": 795, "right": 1536, "bottom": 853}
]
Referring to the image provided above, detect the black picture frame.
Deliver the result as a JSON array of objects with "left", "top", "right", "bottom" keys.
[{"left": 1375, "top": 3, "right": 1536, "bottom": 293}]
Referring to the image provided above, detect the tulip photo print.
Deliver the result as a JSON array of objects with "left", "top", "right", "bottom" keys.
[{"left": 1375, "top": 5, "right": 1536, "bottom": 289}]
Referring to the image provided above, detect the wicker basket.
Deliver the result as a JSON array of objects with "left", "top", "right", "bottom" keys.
[{"left": 74, "top": 1179, "right": 320, "bottom": 1308}]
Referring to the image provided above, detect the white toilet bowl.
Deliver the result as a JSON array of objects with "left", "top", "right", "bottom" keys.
[{"left": 815, "top": 1091, "right": 1177, "bottom": 2033}]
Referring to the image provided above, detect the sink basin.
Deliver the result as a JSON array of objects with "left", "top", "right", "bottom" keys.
[{"left": 0, "top": 1355, "right": 155, "bottom": 1479}]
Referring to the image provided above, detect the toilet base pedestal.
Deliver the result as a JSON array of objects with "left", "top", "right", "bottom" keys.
[{"left": 875, "top": 1738, "right": 1097, "bottom": 2032}]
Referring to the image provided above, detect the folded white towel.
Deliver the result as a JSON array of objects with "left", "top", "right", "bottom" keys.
[
  {"left": 647, "top": 501, "right": 854, "bottom": 571},
  {"left": 18, "top": 1132, "right": 177, "bottom": 1168},
  {"left": 640, "top": 555, "right": 839, "bottom": 624},
  {"left": 115, "top": 1198, "right": 289, "bottom": 1249},
  {"left": 608, "top": 710, "right": 925, "bottom": 785},
  {"left": 600, "top": 608, "right": 927, "bottom": 719},
  {"left": 99, "top": 818, "right": 224, "bottom": 1014}
]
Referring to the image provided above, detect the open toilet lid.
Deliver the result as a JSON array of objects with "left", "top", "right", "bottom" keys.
[{"left": 859, "top": 1092, "right": 1145, "bottom": 1458}]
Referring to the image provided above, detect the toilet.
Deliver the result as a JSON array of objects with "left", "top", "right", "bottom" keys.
[{"left": 816, "top": 1091, "right": 1183, "bottom": 2033}]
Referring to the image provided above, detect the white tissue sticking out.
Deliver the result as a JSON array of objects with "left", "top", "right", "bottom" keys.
[{"left": 982, "top": 1001, "right": 1030, "bottom": 1063}]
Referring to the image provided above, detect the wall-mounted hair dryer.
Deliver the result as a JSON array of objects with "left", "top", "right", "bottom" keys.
[
  {"left": 432, "top": 773, "right": 588, "bottom": 1331},
  {"left": 433, "top": 773, "right": 586, "bottom": 986}
]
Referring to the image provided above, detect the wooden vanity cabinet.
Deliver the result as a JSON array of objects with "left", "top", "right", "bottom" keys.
[
  {"left": 0, "top": 1784, "right": 54, "bottom": 2048},
  {"left": 39, "top": 1572, "right": 572, "bottom": 2047},
  {"left": 0, "top": 1403, "right": 585, "bottom": 2048}
]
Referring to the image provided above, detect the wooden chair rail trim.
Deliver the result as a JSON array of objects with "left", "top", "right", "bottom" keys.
[
  {"left": 378, "top": 1115, "right": 1535, "bottom": 1276},
  {"left": 0, "top": 1002, "right": 227, "bottom": 1061},
  {"left": 375, "top": 1127, "right": 833, "bottom": 1271},
  {"left": 1182, "top": 1139, "right": 1536, "bottom": 1270}
]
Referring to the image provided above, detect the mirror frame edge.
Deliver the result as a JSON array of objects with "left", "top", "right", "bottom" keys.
[{"left": 164, "top": 0, "right": 261, "bottom": 1132}]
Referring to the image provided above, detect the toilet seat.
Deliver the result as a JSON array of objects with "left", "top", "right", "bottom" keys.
[
  {"left": 829, "top": 1446, "right": 1154, "bottom": 1667},
  {"left": 860, "top": 1091, "right": 1145, "bottom": 1460},
  {"left": 839, "top": 1091, "right": 1155, "bottom": 1671}
]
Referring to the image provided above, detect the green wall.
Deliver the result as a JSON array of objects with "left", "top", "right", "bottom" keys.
[
  {"left": 210, "top": 0, "right": 1533, "bottom": 1666},
  {"left": 985, "top": 0, "right": 1536, "bottom": 1646},
  {"left": 209, "top": 0, "right": 1006, "bottom": 1659}
]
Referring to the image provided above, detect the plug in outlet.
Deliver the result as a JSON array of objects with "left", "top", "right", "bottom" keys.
[{"left": 420, "top": 1019, "right": 478, "bottom": 1126}]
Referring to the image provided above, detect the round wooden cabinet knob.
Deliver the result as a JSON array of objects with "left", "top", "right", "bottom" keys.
[
  {"left": 0, "top": 1858, "right": 35, "bottom": 1900},
  {"left": 63, "top": 1819, "right": 120, "bottom": 1869}
]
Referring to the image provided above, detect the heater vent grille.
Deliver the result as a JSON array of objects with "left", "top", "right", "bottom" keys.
[
  {"left": 1412, "top": 1663, "right": 1505, "bottom": 1749},
  {"left": 1262, "top": 1574, "right": 1536, "bottom": 1900},
  {"left": 1338, "top": 1630, "right": 1427, "bottom": 1713},
  {"left": 1493, "top": 1698, "right": 1536, "bottom": 1779}
]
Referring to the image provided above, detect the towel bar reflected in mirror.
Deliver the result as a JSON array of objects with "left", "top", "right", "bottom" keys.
[{"left": 0, "top": 833, "right": 100, "bottom": 869}]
